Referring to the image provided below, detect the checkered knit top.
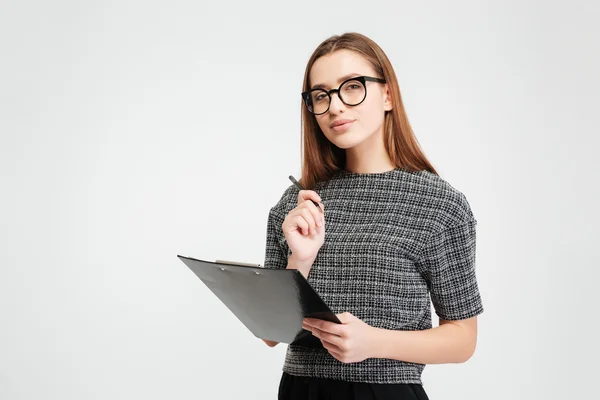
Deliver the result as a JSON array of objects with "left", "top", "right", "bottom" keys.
[{"left": 263, "top": 167, "right": 484, "bottom": 384}]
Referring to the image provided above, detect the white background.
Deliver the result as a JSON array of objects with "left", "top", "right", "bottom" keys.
[{"left": 1, "top": 0, "right": 598, "bottom": 399}]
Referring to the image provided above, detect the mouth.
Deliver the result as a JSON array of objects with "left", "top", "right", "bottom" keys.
[{"left": 330, "top": 119, "right": 355, "bottom": 132}]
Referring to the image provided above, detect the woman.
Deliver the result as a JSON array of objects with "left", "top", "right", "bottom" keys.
[{"left": 261, "top": 32, "right": 484, "bottom": 400}]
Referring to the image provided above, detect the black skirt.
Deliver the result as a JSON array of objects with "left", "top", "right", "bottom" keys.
[{"left": 278, "top": 372, "right": 429, "bottom": 400}]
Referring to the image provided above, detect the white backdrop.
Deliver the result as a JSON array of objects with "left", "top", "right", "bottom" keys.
[{"left": 1, "top": 1, "right": 598, "bottom": 399}]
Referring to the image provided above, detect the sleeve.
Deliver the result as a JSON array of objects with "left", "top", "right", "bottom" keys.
[
  {"left": 262, "top": 208, "right": 290, "bottom": 270},
  {"left": 414, "top": 218, "right": 484, "bottom": 321}
]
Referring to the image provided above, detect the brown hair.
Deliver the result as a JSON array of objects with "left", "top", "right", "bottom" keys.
[{"left": 299, "top": 32, "right": 438, "bottom": 189}]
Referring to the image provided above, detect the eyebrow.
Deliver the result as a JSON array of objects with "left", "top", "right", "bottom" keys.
[{"left": 311, "top": 73, "right": 363, "bottom": 90}]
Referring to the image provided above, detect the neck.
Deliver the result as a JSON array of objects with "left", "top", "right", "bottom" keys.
[{"left": 344, "top": 129, "right": 395, "bottom": 174}]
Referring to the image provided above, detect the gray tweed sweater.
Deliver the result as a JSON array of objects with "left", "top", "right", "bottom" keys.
[{"left": 263, "top": 167, "right": 484, "bottom": 384}]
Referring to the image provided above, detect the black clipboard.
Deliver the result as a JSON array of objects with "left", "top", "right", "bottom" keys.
[{"left": 177, "top": 254, "right": 341, "bottom": 348}]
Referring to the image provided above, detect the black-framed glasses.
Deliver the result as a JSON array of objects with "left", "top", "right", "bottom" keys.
[{"left": 301, "top": 75, "right": 386, "bottom": 115}]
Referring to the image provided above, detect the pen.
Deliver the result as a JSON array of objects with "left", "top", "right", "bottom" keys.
[{"left": 288, "top": 175, "right": 324, "bottom": 213}]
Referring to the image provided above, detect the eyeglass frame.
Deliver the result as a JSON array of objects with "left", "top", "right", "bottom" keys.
[{"left": 301, "top": 75, "right": 387, "bottom": 115}]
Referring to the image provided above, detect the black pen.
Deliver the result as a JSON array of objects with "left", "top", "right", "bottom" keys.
[{"left": 288, "top": 175, "right": 323, "bottom": 213}]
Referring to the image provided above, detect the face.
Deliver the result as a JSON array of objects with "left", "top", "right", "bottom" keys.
[{"left": 308, "top": 49, "right": 392, "bottom": 150}]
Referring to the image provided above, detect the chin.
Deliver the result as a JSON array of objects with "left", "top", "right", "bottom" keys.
[{"left": 325, "top": 131, "right": 366, "bottom": 149}]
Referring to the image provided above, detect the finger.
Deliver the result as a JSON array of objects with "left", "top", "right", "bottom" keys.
[
  {"left": 324, "top": 345, "right": 346, "bottom": 363},
  {"left": 297, "top": 190, "right": 322, "bottom": 207},
  {"left": 299, "top": 208, "right": 318, "bottom": 235},
  {"left": 299, "top": 202, "right": 322, "bottom": 232},
  {"left": 300, "top": 200, "right": 324, "bottom": 228},
  {"left": 335, "top": 312, "right": 355, "bottom": 324},
  {"left": 320, "top": 337, "right": 344, "bottom": 354},
  {"left": 286, "top": 207, "right": 311, "bottom": 235},
  {"left": 311, "top": 327, "right": 345, "bottom": 349},
  {"left": 307, "top": 320, "right": 346, "bottom": 337},
  {"left": 292, "top": 215, "right": 309, "bottom": 235}
]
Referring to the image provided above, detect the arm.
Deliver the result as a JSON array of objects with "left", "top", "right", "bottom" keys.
[
  {"left": 371, "top": 316, "right": 478, "bottom": 364},
  {"left": 303, "top": 313, "right": 478, "bottom": 364},
  {"left": 303, "top": 218, "right": 483, "bottom": 364},
  {"left": 378, "top": 217, "right": 482, "bottom": 364}
]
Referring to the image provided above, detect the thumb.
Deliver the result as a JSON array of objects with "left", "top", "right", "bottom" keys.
[
  {"left": 298, "top": 189, "right": 322, "bottom": 206},
  {"left": 336, "top": 312, "right": 356, "bottom": 324}
]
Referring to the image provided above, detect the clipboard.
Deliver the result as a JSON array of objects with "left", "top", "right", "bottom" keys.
[{"left": 177, "top": 254, "right": 341, "bottom": 348}]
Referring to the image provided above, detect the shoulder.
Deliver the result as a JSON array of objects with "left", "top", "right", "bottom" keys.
[
  {"left": 402, "top": 169, "right": 476, "bottom": 230},
  {"left": 269, "top": 184, "right": 297, "bottom": 219}
]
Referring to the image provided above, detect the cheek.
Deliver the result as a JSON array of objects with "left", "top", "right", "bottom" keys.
[
  {"left": 315, "top": 116, "right": 334, "bottom": 137},
  {"left": 356, "top": 102, "right": 384, "bottom": 130},
  {"left": 315, "top": 117, "right": 327, "bottom": 132}
]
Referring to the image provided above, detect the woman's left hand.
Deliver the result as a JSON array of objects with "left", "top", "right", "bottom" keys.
[{"left": 302, "top": 312, "right": 378, "bottom": 363}]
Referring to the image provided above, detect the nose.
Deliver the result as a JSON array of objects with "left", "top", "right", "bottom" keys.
[{"left": 328, "top": 91, "right": 346, "bottom": 114}]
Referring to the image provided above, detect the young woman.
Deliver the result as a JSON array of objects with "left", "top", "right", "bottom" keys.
[{"left": 261, "top": 32, "right": 484, "bottom": 400}]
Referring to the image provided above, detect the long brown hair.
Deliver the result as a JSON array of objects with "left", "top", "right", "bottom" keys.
[{"left": 299, "top": 32, "right": 438, "bottom": 189}]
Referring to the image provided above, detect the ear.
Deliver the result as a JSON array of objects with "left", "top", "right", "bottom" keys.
[{"left": 383, "top": 84, "right": 393, "bottom": 111}]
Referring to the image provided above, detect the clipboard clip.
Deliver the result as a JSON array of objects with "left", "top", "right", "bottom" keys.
[{"left": 215, "top": 259, "right": 263, "bottom": 274}]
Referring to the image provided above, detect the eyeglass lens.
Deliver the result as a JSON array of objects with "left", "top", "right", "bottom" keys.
[{"left": 308, "top": 79, "right": 366, "bottom": 114}]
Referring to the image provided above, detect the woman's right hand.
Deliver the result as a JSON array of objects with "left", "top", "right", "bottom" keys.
[{"left": 282, "top": 190, "right": 325, "bottom": 269}]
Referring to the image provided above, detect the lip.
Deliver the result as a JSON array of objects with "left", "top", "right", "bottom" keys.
[{"left": 330, "top": 119, "right": 355, "bottom": 128}]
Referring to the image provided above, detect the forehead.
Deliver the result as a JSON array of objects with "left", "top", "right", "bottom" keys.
[{"left": 309, "top": 49, "right": 375, "bottom": 89}]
